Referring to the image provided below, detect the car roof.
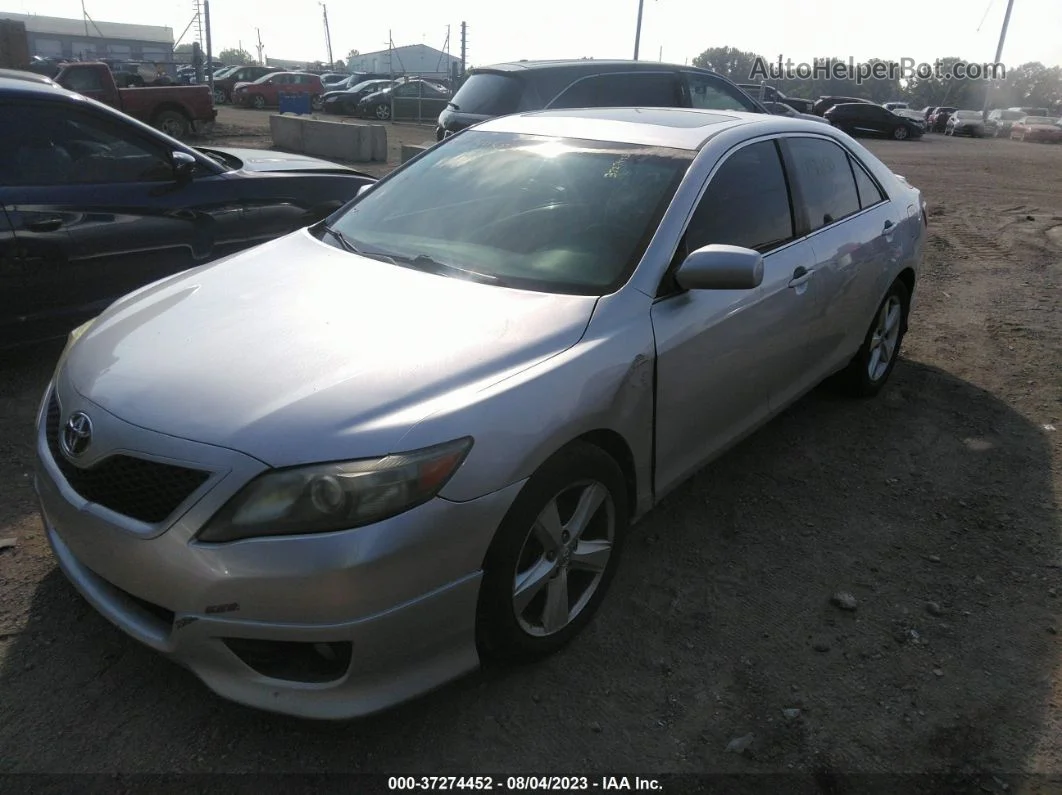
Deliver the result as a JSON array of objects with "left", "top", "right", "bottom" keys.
[
  {"left": 471, "top": 59, "right": 718, "bottom": 75},
  {"left": 473, "top": 107, "right": 826, "bottom": 150},
  {"left": 0, "top": 70, "right": 63, "bottom": 93}
]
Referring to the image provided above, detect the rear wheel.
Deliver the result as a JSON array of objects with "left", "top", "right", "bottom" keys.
[
  {"left": 477, "top": 442, "right": 628, "bottom": 662},
  {"left": 830, "top": 280, "right": 910, "bottom": 398},
  {"left": 213, "top": 88, "right": 227, "bottom": 104},
  {"left": 893, "top": 125, "right": 909, "bottom": 140},
  {"left": 251, "top": 94, "right": 266, "bottom": 110},
  {"left": 153, "top": 110, "right": 190, "bottom": 139}
]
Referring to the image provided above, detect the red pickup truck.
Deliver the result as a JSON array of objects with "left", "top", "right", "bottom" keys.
[{"left": 53, "top": 62, "right": 216, "bottom": 139}]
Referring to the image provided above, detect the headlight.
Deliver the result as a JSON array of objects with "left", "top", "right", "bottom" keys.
[{"left": 196, "top": 437, "right": 473, "bottom": 543}]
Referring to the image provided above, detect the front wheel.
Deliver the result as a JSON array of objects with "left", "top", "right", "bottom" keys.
[
  {"left": 830, "top": 280, "right": 910, "bottom": 398},
  {"left": 476, "top": 442, "right": 628, "bottom": 662},
  {"left": 213, "top": 88, "right": 227, "bottom": 104},
  {"left": 310, "top": 94, "right": 322, "bottom": 110},
  {"left": 251, "top": 94, "right": 266, "bottom": 110},
  {"left": 374, "top": 103, "right": 391, "bottom": 120}
]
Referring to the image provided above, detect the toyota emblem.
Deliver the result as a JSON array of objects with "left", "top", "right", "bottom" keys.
[{"left": 60, "top": 411, "right": 93, "bottom": 459}]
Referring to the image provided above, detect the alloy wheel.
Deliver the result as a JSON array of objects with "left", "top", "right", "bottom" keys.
[
  {"left": 512, "top": 480, "right": 615, "bottom": 637},
  {"left": 868, "top": 295, "right": 902, "bottom": 381}
]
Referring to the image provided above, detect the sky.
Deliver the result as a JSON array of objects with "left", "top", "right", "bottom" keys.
[{"left": 8, "top": 0, "right": 1062, "bottom": 71}]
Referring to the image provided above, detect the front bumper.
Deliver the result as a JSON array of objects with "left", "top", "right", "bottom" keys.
[{"left": 35, "top": 381, "right": 524, "bottom": 719}]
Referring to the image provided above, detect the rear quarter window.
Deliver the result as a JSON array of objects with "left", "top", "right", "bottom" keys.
[{"left": 451, "top": 73, "right": 523, "bottom": 115}]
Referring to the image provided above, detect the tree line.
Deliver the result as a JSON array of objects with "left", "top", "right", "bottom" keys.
[{"left": 693, "top": 46, "right": 1062, "bottom": 111}]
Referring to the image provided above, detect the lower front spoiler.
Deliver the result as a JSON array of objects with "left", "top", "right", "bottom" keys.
[{"left": 45, "top": 522, "right": 483, "bottom": 720}]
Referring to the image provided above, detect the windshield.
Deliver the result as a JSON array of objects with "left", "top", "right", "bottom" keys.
[
  {"left": 450, "top": 73, "right": 523, "bottom": 114},
  {"left": 323, "top": 131, "right": 692, "bottom": 295}
]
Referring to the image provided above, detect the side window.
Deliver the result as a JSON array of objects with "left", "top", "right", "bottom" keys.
[
  {"left": 685, "top": 73, "right": 756, "bottom": 111},
  {"left": 61, "top": 68, "right": 104, "bottom": 92},
  {"left": 0, "top": 103, "right": 172, "bottom": 186},
  {"left": 786, "top": 137, "right": 861, "bottom": 230},
  {"left": 550, "top": 73, "right": 680, "bottom": 109},
  {"left": 849, "top": 157, "right": 885, "bottom": 209},
  {"left": 685, "top": 140, "right": 794, "bottom": 253}
]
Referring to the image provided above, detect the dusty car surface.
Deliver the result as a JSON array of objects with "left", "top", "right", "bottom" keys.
[{"left": 36, "top": 107, "right": 926, "bottom": 719}]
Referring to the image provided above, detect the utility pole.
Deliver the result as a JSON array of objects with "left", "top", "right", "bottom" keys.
[
  {"left": 204, "top": 0, "right": 214, "bottom": 95},
  {"left": 321, "top": 3, "right": 333, "bottom": 68},
  {"left": 982, "top": 0, "right": 1016, "bottom": 116},
  {"left": 256, "top": 28, "right": 264, "bottom": 66},
  {"left": 460, "top": 21, "right": 467, "bottom": 78},
  {"left": 633, "top": 0, "right": 645, "bottom": 60}
]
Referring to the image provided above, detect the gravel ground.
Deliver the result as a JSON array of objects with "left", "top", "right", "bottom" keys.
[{"left": 0, "top": 129, "right": 1060, "bottom": 787}]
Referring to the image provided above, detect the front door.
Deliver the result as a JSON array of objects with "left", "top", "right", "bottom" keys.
[
  {"left": 651, "top": 138, "right": 818, "bottom": 495},
  {"left": 0, "top": 98, "right": 247, "bottom": 344}
]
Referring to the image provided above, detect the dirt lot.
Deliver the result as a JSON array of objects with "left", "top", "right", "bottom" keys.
[{"left": 1, "top": 126, "right": 1061, "bottom": 787}]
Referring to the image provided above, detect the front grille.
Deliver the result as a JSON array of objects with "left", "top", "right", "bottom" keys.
[{"left": 45, "top": 392, "right": 210, "bottom": 524}]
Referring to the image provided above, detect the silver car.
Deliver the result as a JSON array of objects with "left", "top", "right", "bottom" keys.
[{"left": 35, "top": 107, "right": 927, "bottom": 719}]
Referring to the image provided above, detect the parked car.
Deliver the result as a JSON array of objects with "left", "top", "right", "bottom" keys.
[
  {"left": 436, "top": 60, "right": 768, "bottom": 140},
  {"left": 762, "top": 100, "right": 830, "bottom": 124},
  {"left": 52, "top": 62, "right": 215, "bottom": 139},
  {"left": 1009, "top": 106, "right": 1049, "bottom": 117},
  {"left": 891, "top": 108, "right": 928, "bottom": 125},
  {"left": 357, "top": 78, "right": 450, "bottom": 121},
  {"left": 232, "top": 71, "right": 323, "bottom": 109},
  {"left": 928, "top": 106, "right": 957, "bottom": 132},
  {"left": 0, "top": 72, "right": 374, "bottom": 348},
  {"left": 985, "top": 108, "right": 1026, "bottom": 137},
  {"left": 824, "top": 103, "right": 924, "bottom": 140},
  {"left": 1009, "top": 116, "right": 1062, "bottom": 143},
  {"left": 812, "top": 95, "right": 874, "bottom": 116},
  {"left": 944, "top": 110, "right": 986, "bottom": 137},
  {"left": 923, "top": 106, "right": 938, "bottom": 122},
  {"left": 35, "top": 106, "right": 925, "bottom": 719},
  {"left": 319, "top": 72, "right": 350, "bottom": 87},
  {"left": 321, "top": 78, "right": 395, "bottom": 115},
  {"left": 211, "top": 65, "right": 281, "bottom": 104}
]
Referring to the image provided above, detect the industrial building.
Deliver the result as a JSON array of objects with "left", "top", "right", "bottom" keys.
[
  {"left": 347, "top": 43, "right": 461, "bottom": 80},
  {"left": 0, "top": 11, "right": 173, "bottom": 62}
]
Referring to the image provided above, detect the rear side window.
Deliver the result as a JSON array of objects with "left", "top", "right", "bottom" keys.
[
  {"left": 450, "top": 73, "right": 523, "bottom": 115},
  {"left": 550, "top": 73, "right": 681, "bottom": 109},
  {"left": 685, "top": 140, "right": 794, "bottom": 252},
  {"left": 849, "top": 157, "right": 886, "bottom": 208},
  {"left": 786, "top": 137, "right": 862, "bottom": 230}
]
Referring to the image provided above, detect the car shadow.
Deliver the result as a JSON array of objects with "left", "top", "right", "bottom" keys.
[{"left": 0, "top": 357, "right": 1057, "bottom": 786}]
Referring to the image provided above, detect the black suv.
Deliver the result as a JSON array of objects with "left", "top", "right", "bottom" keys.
[
  {"left": 436, "top": 60, "right": 768, "bottom": 140},
  {"left": 823, "top": 103, "right": 925, "bottom": 140}
]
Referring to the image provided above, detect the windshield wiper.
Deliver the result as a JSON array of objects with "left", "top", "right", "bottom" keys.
[
  {"left": 393, "top": 253, "right": 496, "bottom": 283},
  {"left": 320, "top": 224, "right": 360, "bottom": 253}
]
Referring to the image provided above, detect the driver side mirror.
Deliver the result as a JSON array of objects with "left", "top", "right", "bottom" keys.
[
  {"left": 674, "top": 244, "right": 764, "bottom": 290},
  {"left": 171, "top": 150, "right": 196, "bottom": 183}
]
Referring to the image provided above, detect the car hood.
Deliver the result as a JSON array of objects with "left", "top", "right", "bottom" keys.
[
  {"left": 64, "top": 230, "right": 597, "bottom": 466},
  {"left": 200, "top": 146, "right": 355, "bottom": 172}
]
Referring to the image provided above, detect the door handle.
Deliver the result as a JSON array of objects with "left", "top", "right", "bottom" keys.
[
  {"left": 24, "top": 217, "right": 63, "bottom": 232},
  {"left": 788, "top": 266, "right": 814, "bottom": 288},
  {"left": 882, "top": 219, "right": 895, "bottom": 237}
]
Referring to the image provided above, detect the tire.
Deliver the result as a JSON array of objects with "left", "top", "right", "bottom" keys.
[
  {"left": 153, "top": 110, "right": 190, "bottom": 139},
  {"left": 476, "top": 442, "right": 628, "bottom": 662},
  {"left": 213, "top": 88, "right": 226, "bottom": 104},
  {"left": 892, "top": 125, "right": 909, "bottom": 140},
  {"left": 251, "top": 94, "right": 266, "bottom": 110},
  {"left": 374, "top": 103, "right": 391, "bottom": 120},
  {"left": 311, "top": 94, "right": 322, "bottom": 111},
  {"left": 830, "top": 280, "right": 911, "bottom": 398}
]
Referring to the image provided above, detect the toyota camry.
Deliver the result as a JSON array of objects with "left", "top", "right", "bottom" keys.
[{"left": 36, "top": 107, "right": 926, "bottom": 719}]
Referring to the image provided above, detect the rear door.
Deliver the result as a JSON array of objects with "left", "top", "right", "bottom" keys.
[
  {"left": 548, "top": 71, "right": 683, "bottom": 109},
  {"left": 0, "top": 98, "right": 248, "bottom": 344},
  {"left": 781, "top": 135, "right": 900, "bottom": 382}
]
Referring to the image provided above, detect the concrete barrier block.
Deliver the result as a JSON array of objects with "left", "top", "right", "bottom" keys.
[
  {"left": 370, "top": 125, "right": 388, "bottom": 162},
  {"left": 269, "top": 114, "right": 304, "bottom": 151},
  {"left": 401, "top": 143, "right": 429, "bottom": 163}
]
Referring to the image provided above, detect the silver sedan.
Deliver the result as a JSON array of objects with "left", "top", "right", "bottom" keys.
[{"left": 36, "top": 107, "right": 927, "bottom": 719}]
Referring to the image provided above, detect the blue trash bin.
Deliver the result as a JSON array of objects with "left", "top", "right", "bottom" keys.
[{"left": 278, "top": 92, "right": 311, "bottom": 115}]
